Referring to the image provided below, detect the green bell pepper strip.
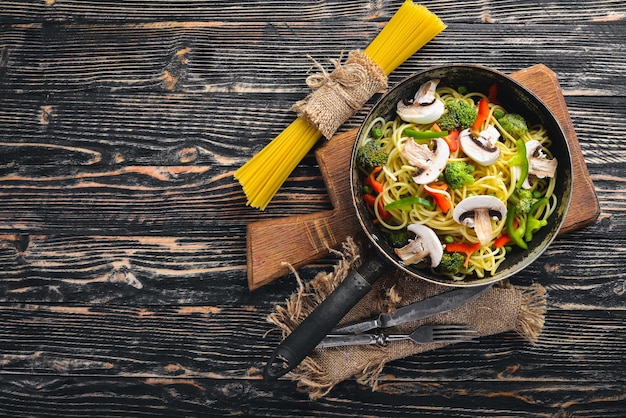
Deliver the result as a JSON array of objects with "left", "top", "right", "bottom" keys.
[
  {"left": 384, "top": 196, "right": 435, "bottom": 211},
  {"left": 508, "top": 138, "right": 528, "bottom": 189},
  {"left": 524, "top": 197, "right": 549, "bottom": 242},
  {"left": 505, "top": 204, "right": 528, "bottom": 249},
  {"left": 403, "top": 128, "right": 449, "bottom": 142}
]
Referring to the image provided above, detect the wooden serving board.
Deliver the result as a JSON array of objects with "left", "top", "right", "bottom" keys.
[{"left": 247, "top": 64, "right": 600, "bottom": 290}]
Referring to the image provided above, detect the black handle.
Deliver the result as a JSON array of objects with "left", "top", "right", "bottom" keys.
[{"left": 264, "top": 254, "right": 389, "bottom": 380}]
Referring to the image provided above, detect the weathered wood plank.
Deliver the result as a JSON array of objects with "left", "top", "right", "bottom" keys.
[
  {"left": 0, "top": 218, "right": 624, "bottom": 307},
  {"left": 0, "top": 305, "right": 623, "bottom": 381},
  {"left": 0, "top": 376, "right": 624, "bottom": 417},
  {"left": 0, "top": 96, "right": 622, "bottom": 234},
  {"left": 1, "top": 23, "right": 625, "bottom": 94},
  {"left": 0, "top": 164, "right": 331, "bottom": 234},
  {"left": 0, "top": 92, "right": 303, "bottom": 166},
  {"left": 0, "top": 94, "right": 623, "bottom": 168},
  {"left": 0, "top": 237, "right": 611, "bottom": 306},
  {"left": 1, "top": 0, "right": 625, "bottom": 24}
]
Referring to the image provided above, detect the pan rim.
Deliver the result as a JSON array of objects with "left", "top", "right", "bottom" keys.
[{"left": 350, "top": 63, "right": 573, "bottom": 287}]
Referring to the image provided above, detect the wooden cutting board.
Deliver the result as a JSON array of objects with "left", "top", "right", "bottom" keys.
[{"left": 247, "top": 64, "right": 600, "bottom": 290}]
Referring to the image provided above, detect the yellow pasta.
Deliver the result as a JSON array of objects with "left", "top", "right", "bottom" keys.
[
  {"left": 358, "top": 87, "right": 557, "bottom": 280},
  {"left": 235, "top": 1, "right": 446, "bottom": 210},
  {"left": 235, "top": 117, "right": 321, "bottom": 210},
  {"left": 365, "top": 2, "right": 447, "bottom": 76}
]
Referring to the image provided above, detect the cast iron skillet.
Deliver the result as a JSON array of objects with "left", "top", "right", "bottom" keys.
[
  {"left": 264, "top": 64, "right": 573, "bottom": 379},
  {"left": 352, "top": 64, "right": 572, "bottom": 286}
]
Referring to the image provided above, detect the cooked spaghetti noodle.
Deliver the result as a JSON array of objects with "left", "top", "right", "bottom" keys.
[
  {"left": 235, "top": 1, "right": 446, "bottom": 210},
  {"left": 358, "top": 86, "right": 558, "bottom": 280}
]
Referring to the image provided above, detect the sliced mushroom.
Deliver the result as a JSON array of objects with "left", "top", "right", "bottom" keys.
[
  {"left": 396, "top": 79, "right": 446, "bottom": 124},
  {"left": 452, "top": 195, "right": 507, "bottom": 245},
  {"left": 401, "top": 137, "right": 450, "bottom": 184},
  {"left": 394, "top": 224, "right": 443, "bottom": 267},
  {"left": 459, "top": 125, "right": 501, "bottom": 166},
  {"left": 522, "top": 139, "right": 558, "bottom": 189}
]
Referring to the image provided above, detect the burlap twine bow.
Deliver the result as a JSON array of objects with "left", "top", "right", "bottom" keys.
[
  {"left": 292, "top": 50, "right": 388, "bottom": 139},
  {"left": 267, "top": 237, "right": 547, "bottom": 400}
]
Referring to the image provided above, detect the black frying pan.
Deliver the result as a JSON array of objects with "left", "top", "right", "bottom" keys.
[{"left": 264, "top": 64, "right": 573, "bottom": 379}]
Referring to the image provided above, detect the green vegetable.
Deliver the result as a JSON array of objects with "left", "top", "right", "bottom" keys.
[
  {"left": 437, "top": 100, "right": 478, "bottom": 131},
  {"left": 443, "top": 161, "right": 475, "bottom": 190},
  {"left": 498, "top": 113, "right": 528, "bottom": 139},
  {"left": 508, "top": 138, "right": 528, "bottom": 189},
  {"left": 508, "top": 189, "right": 535, "bottom": 215},
  {"left": 384, "top": 196, "right": 435, "bottom": 211},
  {"left": 403, "top": 128, "right": 448, "bottom": 141},
  {"left": 436, "top": 252, "right": 466, "bottom": 275},
  {"left": 505, "top": 205, "right": 528, "bottom": 249},
  {"left": 356, "top": 140, "right": 389, "bottom": 172},
  {"left": 524, "top": 197, "right": 549, "bottom": 242},
  {"left": 372, "top": 128, "right": 383, "bottom": 139},
  {"left": 386, "top": 229, "right": 410, "bottom": 247}
]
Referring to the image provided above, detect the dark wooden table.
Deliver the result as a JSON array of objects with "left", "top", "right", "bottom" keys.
[{"left": 1, "top": 1, "right": 625, "bottom": 416}]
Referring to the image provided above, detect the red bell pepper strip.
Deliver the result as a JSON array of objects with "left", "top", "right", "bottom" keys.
[
  {"left": 363, "top": 193, "right": 392, "bottom": 221},
  {"left": 488, "top": 83, "right": 500, "bottom": 105},
  {"left": 432, "top": 123, "right": 459, "bottom": 152},
  {"left": 494, "top": 218, "right": 519, "bottom": 248},
  {"left": 445, "top": 128, "right": 460, "bottom": 153},
  {"left": 364, "top": 166, "right": 384, "bottom": 194},
  {"left": 471, "top": 97, "right": 490, "bottom": 134},
  {"left": 424, "top": 183, "right": 451, "bottom": 214},
  {"left": 445, "top": 242, "right": 481, "bottom": 268},
  {"left": 493, "top": 234, "right": 511, "bottom": 248}
]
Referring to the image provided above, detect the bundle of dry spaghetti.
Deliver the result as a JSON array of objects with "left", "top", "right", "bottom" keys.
[{"left": 235, "top": 1, "right": 446, "bottom": 210}]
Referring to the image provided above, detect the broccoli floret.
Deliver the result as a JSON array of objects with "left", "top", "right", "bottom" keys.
[
  {"left": 508, "top": 189, "right": 535, "bottom": 214},
  {"left": 437, "top": 100, "right": 478, "bottom": 131},
  {"left": 498, "top": 113, "right": 528, "bottom": 139},
  {"left": 356, "top": 140, "right": 389, "bottom": 172},
  {"left": 386, "top": 228, "right": 410, "bottom": 247},
  {"left": 443, "top": 161, "right": 475, "bottom": 190},
  {"left": 436, "top": 252, "right": 466, "bottom": 275}
]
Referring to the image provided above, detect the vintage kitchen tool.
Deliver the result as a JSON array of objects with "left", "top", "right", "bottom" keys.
[
  {"left": 317, "top": 324, "right": 478, "bottom": 349},
  {"left": 263, "top": 64, "right": 574, "bottom": 380},
  {"left": 328, "top": 283, "right": 491, "bottom": 335},
  {"left": 247, "top": 65, "right": 599, "bottom": 291}
]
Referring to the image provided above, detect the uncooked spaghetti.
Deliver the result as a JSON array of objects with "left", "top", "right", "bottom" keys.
[{"left": 235, "top": 1, "right": 446, "bottom": 210}]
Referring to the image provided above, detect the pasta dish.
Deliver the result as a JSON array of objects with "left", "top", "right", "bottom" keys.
[{"left": 356, "top": 79, "right": 558, "bottom": 280}]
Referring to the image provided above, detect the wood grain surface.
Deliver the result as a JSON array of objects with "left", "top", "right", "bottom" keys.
[{"left": 1, "top": 1, "right": 625, "bottom": 416}]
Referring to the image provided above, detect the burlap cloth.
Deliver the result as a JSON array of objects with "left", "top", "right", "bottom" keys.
[
  {"left": 292, "top": 50, "right": 388, "bottom": 139},
  {"left": 267, "top": 237, "right": 547, "bottom": 399}
]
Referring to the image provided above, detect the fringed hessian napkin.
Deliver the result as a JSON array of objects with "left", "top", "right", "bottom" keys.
[{"left": 267, "top": 237, "right": 547, "bottom": 399}]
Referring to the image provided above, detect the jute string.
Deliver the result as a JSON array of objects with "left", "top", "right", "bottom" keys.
[
  {"left": 267, "top": 237, "right": 547, "bottom": 399},
  {"left": 292, "top": 50, "right": 388, "bottom": 139}
]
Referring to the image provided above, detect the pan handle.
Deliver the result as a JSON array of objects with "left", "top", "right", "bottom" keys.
[{"left": 264, "top": 253, "right": 389, "bottom": 380}]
